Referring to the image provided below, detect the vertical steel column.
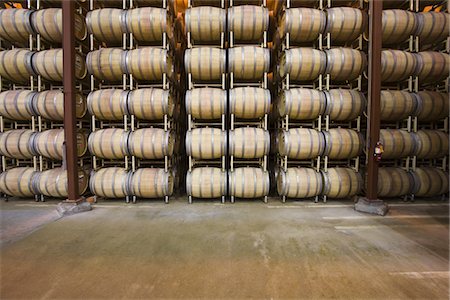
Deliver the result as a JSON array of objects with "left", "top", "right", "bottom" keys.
[
  {"left": 366, "top": 0, "right": 382, "bottom": 200},
  {"left": 63, "top": 0, "right": 81, "bottom": 202}
]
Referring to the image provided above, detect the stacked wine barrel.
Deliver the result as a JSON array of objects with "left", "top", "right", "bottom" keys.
[
  {"left": 86, "top": 1, "right": 177, "bottom": 203},
  {"left": 0, "top": 5, "right": 90, "bottom": 200},
  {"left": 275, "top": 2, "right": 366, "bottom": 202},
  {"left": 184, "top": 2, "right": 227, "bottom": 203}
]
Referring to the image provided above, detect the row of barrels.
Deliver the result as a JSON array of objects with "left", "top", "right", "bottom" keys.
[{"left": 0, "top": 8, "right": 86, "bottom": 45}]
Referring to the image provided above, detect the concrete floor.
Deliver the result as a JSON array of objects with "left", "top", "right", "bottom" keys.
[{"left": 0, "top": 199, "right": 449, "bottom": 299}]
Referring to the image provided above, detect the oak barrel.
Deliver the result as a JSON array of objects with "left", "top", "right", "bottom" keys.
[
  {"left": 86, "top": 8, "right": 126, "bottom": 43},
  {"left": 278, "top": 48, "right": 326, "bottom": 81},
  {"left": 126, "top": 7, "right": 173, "bottom": 43},
  {"left": 228, "top": 5, "right": 269, "bottom": 42},
  {"left": 185, "top": 6, "right": 226, "bottom": 42},
  {"left": 415, "top": 130, "right": 449, "bottom": 159},
  {"left": 381, "top": 50, "right": 418, "bottom": 82},
  {"left": 277, "top": 167, "right": 323, "bottom": 198},
  {"left": 229, "top": 167, "right": 270, "bottom": 198},
  {"left": 89, "top": 167, "right": 131, "bottom": 198},
  {"left": 186, "top": 167, "right": 227, "bottom": 198},
  {"left": 278, "top": 128, "right": 325, "bottom": 159},
  {"left": 130, "top": 168, "right": 173, "bottom": 198},
  {"left": 0, "top": 129, "right": 34, "bottom": 159},
  {"left": 325, "top": 7, "right": 367, "bottom": 43},
  {"left": 0, "top": 90, "right": 36, "bottom": 120},
  {"left": 322, "top": 167, "right": 362, "bottom": 199},
  {"left": 229, "top": 127, "right": 270, "bottom": 159},
  {"left": 382, "top": 10, "right": 417, "bottom": 44},
  {"left": 86, "top": 48, "right": 127, "bottom": 82},
  {"left": 186, "top": 88, "right": 226, "bottom": 120},
  {"left": 0, "top": 49, "right": 35, "bottom": 83},
  {"left": 34, "top": 168, "right": 88, "bottom": 198},
  {"left": 228, "top": 46, "right": 270, "bottom": 80},
  {"left": 415, "top": 52, "right": 450, "bottom": 84},
  {"left": 323, "top": 128, "right": 364, "bottom": 160},
  {"left": 230, "top": 87, "right": 270, "bottom": 119},
  {"left": 416, "top": 12, "right": 449, "bottom": 45},
  {"left": 378, "top": 167, "right": 413, "bottom": 198},
  {"left": 277, "top": 88, "right": 326, "bottom": 120},
  {"left": 34, "top": 90, "right": 86, "bottom": 121},
  {"left": 128, "top": 128, "right": 174, "bottom": 159},
  {"left": 88, "top": 128, "right": 129, "bottom": 159},
  {"left": 33, "top": 129, "right": 87, "bottom": 160},
  {"left": 277, "top": 8, "right": 326, "bottom": 43},
  {"left": 184, "top": 47, "right": 226, "bottom": 81},
  {"left": 0, "top": 8, "right": 34, "bottom": 44},
  {"left": 415, "top": 91, "right": 449, "bottom": 122},
  {"left": 128, "top": 88, "right": 173, "bottom": 120},
  {"left": 380, "top": 90, "right": 417, "bottom": 121},
  {"left": 379, "top": 129, "right": 416, "bottom": 159},
  {"left": 411, "top": 167, "right": 449, "bottom": 198},
  {"left": 186, "top": 128, "right": 226, "bottom": 159},
  {"left": 32, "top": 49, "right": 86, "bottom": 82},
  {"left": 87, "top": 89, "right": 129, "bottom": 121},
  {"left": 0, "top": 167, "right": 37, "bottom": 197},
  {"left": 324, "top": 89, "right": 366, "bottom": 121},
  {"left": 31, "top": 8, "right": 87, "bottom": 43},
  {"left": 325, "top": 48, "right": 366, "bottom": 81},
  {"left": 126, "top": 47, "right": 173, "bottom": 81}
]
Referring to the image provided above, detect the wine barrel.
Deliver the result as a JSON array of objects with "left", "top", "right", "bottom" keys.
[
  {"left": 89, "top": 167, "right": 131, "bottom": 198},
  {"left": 0, "top": 49, "right": 35, "bottom": 83},
  {"left": 325, "top": 7, "right": 367, "bottom": 43},
  {"left": 381, "top": 50, "right": 418, "bottom": 82},
  {"left": 86, "top": 8, "right": 126, "bottom": 43},
  {"left": 379, "top": 129, "right": 416, "bottom": 159},
  {"left": 32, "top": 49, "right": 87, "bottom": 82},
  {"left": 34, "top": 168, "right": 88, "bottom": 198},
  {"left": 87, "top": 89, "right": 129, "bottom": 121},
  {"left": 0, "top": 8, "right": 34, "bottom": 44},
  {"left": 229, "top": 127, "right": 270, "bottom": 159},
  {"left": 278, "top": 128, "right": 325, "bottom": 159},
  {"left": 0, "top": 129, "right": 34, "bottom": 159},
  {"left": 185, "top": 6, "right": 226, "bottom": 42},
  {"left": 228, "top": 5, "right": 269, "bottom": 42},
  {"left": 0, "top": 90, "right": 36, "bottom": 120},
  {"left": 126, "top": 7, "right": 173, "bottom": 43},
  {"left": 411, "top": 167, "right": 449, "bottom": 198},
  {"left": 33, "top": 129, "right": 87, "bottom": 160},
  {"left": 415, "top": 130, "right": 449, "bottom": 159},
  {"left": 380, "top": 90, "right": 417, "bottom": 121},
  {"left": 415, "top": 52, "right": 450, "bottom": 84},
  {"left": 34, "top": 90, "right": 86, "bottom": 121},
  {"left": 185, "top": 47, "right": 226, "bottom": 81},
  {"left": 277, "top": 88, "right": 326, "bottom": 120},
  {"left": 325, "top": 48, "right": 367, "bottom": 81},
  {"left": 322, "top": 167, "right": 362, "bottom": 199},
  {"left": 416, "top": 12, "right": 449, "bottom": 45},
  {"left": 31, "top": 8, "right": 87, "bottom": 43},
  {"left": 415, "top": 91, "right": 449, "bottom": 122},
  {"left": 186, "top": 88, "right": 226, "bottom": 120},
  {"left": 126, "top": 47, "right": 173, "bottom": 82},
  {"left": 229, "top": 167, "right": 269, "bottom": 198},
  {"left": 88, "top": 128, "right": 129, "bottom": 159},
  {"left": 324, "top": 89, "right": 366, "bottom": 121},
  {"left": 230, "top": 87, "right": 270, "bottom": 119},
  {"left": 0, "top": 167, "right": 37, "bottom": 197},
  {"left": 228, "top": 46, "right": 270, "bottom": 80},
  {"left": 277, "top": 167, "right": 323, "bottom": 198},
  {"left": 186, "top": 128, "right": 226, "bottom": 159},
  {"left": 130, "top": 168, "right": 173, "bottom": 198},
  {"left": 378, "top": 167, "right": 413, "bottom": 198},
  {"left": 186, "top": 167, "right": 227, "bottom": 198},
  {"left": 277, "top": 8, "right": 326, "bottom": 43},
  {"left": 128, "top": 88, "right": 173, "bottom": 120},
  {"left": 128, "top": 128, "right": 174, "bottom": 159},
  {"left": 86, "top": 48, "right": 127, "bottom": 82},
  {"left": 382, "top": 10, "right": 417, "bottom": 44},
  {"left": 278, "top": 48, "right": 326, "bottom": 81},
  {"left": 323, "top": 128, "right": 364, "bottom": 160}
]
